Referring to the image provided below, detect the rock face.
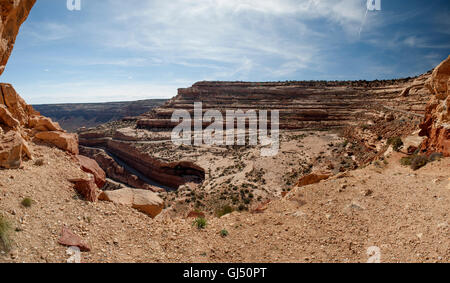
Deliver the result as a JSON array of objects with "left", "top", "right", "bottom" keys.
[
  {"left": 79, "top": 75, "right": 432, "bottom": 191},
  {"left": 420, "top": 56, "right": 450, "bottom": 157},
  {"left": 0, "top": 85, "right": 80, "bottom": 167},
  {"left": 0, "top": 0, "right": 36, "bottom": 75},
  {"left": 99, "top": 188, "right": 164, "bottom": 218},
  {"left": 0, "top": 84, "right": 80, "bottom": 169},
  {"left": 34, "top": 131, "right": 79, "bottom": 155},
  {"left": 79, "top": 146, "right": 160, "bottom": 192},
  {"left": 0, "top": 130, "right": 30, "bottom": 169}
]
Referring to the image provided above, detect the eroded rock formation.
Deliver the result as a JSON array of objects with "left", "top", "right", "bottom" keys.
[
  {"left": 0, "top": 84, "right": 79, "bottom": 168},
  {"left": 420, "top": 55, "right": 450, "bottom": 156},
  {"left": 0, "top": 0, "right": 36, "bottom": 75},
  {"left": 79, "top": 75, "right": 431, "bottom": 191}
]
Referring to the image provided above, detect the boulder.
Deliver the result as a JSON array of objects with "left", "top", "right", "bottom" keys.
[
  {"left": 0, "top": 131, "right": 31, "bottom": 169},
  {"left": 58, "top": 227, "right": 91, "bottom": 252},
  {"left": 76, "top": 155, "right": 106, "bottom": 189},
  {"left": 295, "top": 173, "right": 331, "bottom": 188},
  {"left": 35, "top": 131, "right": 79, "bottom": 155},
  {"left": 29, "top": 116, "right": 63, "bottom": 132},
  {"left": 99, "top": 188, "right": 164, "bottom": 218},
  {"left": 0, "top": 105, "right": 19, "bottom": 128},
  {"left": 69, "top": 178, "right": 100, "bottom": 202}
]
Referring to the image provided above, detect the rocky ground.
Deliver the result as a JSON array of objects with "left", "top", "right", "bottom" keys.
[{"left": 0, "top": 143, "right": 448, "bottom": 263}]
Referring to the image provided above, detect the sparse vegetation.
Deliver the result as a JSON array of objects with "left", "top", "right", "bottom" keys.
[
  {"left": 400, "top": 156, "right": 412, "bottom": 166},
  {"left": 387, "top": 137, "right": 404, "bottom": 152},
  {"left": 34, "top": 158, "right": 45, "bottom": 166},
  {"left": 410, "top": 155, "right": 428, "bottom": 171},
  {"left": 220, "top": 229, "right": 229, "bottom": 237},
  {"left": 216, "top": 205, "right": 234, "bottom": 218},
  {"left": 21, "top": 197, "right": 33, "bottom": 208},
  {"left": 193, "top": 217, "right": 207, "bottom": 229},
  {"left": 400, "top": 154, "right": 431, "bottom": 171},
  {"left": 428, "top": 152, "right": 443, "bottom": 162},
  {"left": 0, "top": 215, "right": 12, "bottom": 252}
]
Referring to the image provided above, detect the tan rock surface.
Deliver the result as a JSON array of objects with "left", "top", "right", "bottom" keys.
[
  {"left": 0, "top": 131, "right": 27, "bottom": 169},
  {"left": 99, "top": 188, "right": 164, "bottom": 218},
  {"left": 35, "top": 131, "right": 79, "bottom": 155},
  {"left": 76, "top": 155, "right": 106, "bottom": 189},
  {"left": 420, "top": 55, "right": 450, "bottom": 156}
]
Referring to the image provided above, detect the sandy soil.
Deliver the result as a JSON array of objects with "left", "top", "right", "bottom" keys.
[{"left": 0, "top": 143, "right": 448, "bottom": 263}]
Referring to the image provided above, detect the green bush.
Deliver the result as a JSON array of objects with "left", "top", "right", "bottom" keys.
[
  {"left": 193, "top": 217, "right": 207, "bottom": 229},
  {"left": 21, "top": 198, "right": 33, "bottom": 208},
  {"left": 216, "top": 205, "right": 234, "bottom": 218},
  {"left": 220, "top": 229, "right": 229, "bottom": 237},
  {"left": 400, "top": 156, "right": 412, "bottom": 166},
  {"left": 0, "top": 215, "right": 12, "bottom": 252},
  {"left": 387, "top": 137, "right": 404, "bottom": 152},
  {"left": 428, "top": 152, "right": 443, "bottom": 162}
]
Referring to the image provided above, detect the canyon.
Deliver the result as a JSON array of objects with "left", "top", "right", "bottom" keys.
[
  {"left": 0, "top": 0, "right": 448, "bottom": 263},
  {"left": 34, "top": 99, "right": 166, "bottom": 132}
]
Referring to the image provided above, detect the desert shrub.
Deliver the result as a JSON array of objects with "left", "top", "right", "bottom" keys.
[
  {"left": 400, "top": 156, "right": 412, "bottom": 166},
  {"left": 387, "top": 137, "right": 404, "bottom": 152},
  {"left": 428, "top": 152, "right": 443, "bottom": 162},
  {"left": 410, "top": 155, "right": 428, "bottom": 171},
  {"left": 34, "top": 158, "right": 45, "bottom": 166},
  {"left": 216, "top": 205, "right": 234, "bottom": 218},
  {"left": 220, "top": 229, "right": 229, "bottom": 237},
  {"left": 21, "top": 198, "right": 33, "bottom": 208},
  {"left": 193, "top": 217, "right": 207, "bottom": 229},
  {"left": 0, "top": 215, "right": 12, "bottom": 252}
]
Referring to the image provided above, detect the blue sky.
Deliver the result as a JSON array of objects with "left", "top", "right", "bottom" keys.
[{"left": 1, "top": 0, "right": 449, "bottom": 104}]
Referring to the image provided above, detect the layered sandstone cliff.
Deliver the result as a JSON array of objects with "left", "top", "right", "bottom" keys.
[
  {"left": 420, "top": 55, "right": 450, "bottom": 156},
  {"left": 79, "top": 73, "right": 433, "bottom": 191}
]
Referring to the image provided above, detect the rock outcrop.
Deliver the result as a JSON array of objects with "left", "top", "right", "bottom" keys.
[
  {"left": 0, "top": 0, "right": 36, "bottom": 75},
  {"left": 76, "top": 155, "right": 106, "bottom": 189},
  {"left": 69, "top": 178, "right": 101, "bottom": 202},
  {"left": 419, "top": 55, "right": 450, "bottom": 157},
  {"left": 99, "top": 188, "right": 164, "bottom": 218},
  {"left": 79, "top": 146, "right": 161, "bottom": 192},
  {"left": 0, "top": 84, "right": 80, "bottom": 168},
  {"left": 0, "top": 130, "right": 30, "bottom": 169}
]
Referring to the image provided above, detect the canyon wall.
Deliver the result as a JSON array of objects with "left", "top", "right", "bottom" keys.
[
  {"left": 420, "top": 55, "right": 450, "bottom": 156},
  {"left": 79, "top": 73, "right": 433, "bottom": 191}
]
